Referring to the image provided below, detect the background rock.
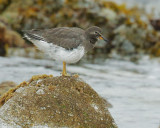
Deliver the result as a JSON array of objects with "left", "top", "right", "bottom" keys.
[
  {"left": 0, "top": 0, "right": 160, "bottom": 57},
  {"left": 0, "top": 21, "right": 26, "bottom": 56}
]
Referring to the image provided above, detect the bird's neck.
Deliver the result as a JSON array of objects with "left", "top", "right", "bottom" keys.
[
  {"left": 82, "top": 34, "right": 96, "bottom": 52},
  {"left": 88, "top": 34, "right": 97, "bottom": 44}
]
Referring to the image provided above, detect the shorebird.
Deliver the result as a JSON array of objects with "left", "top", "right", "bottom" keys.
[{"left": 23, "top": 26, "right": 108, "bottom": 76}]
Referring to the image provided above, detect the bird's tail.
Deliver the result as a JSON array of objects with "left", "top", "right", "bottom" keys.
[{"left": 22, "top": 30, "right": 50, "bottom": 52}]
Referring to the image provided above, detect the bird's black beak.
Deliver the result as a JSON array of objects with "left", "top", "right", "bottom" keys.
[{"left": 98, "top": 34, "right": 109, "bottom": 42}]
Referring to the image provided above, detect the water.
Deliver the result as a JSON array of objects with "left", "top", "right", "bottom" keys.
[{"left": 0, "top": 56, "right": 160, "bottom": 128}]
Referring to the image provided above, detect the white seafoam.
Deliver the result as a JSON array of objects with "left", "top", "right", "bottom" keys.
[{"left": 25, "top": 34, "right": 85, "bottom": 64}]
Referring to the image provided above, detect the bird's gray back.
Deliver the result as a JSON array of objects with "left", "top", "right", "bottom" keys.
[{"left": 24, "top": 27, "right": 86, "bottom": 50}]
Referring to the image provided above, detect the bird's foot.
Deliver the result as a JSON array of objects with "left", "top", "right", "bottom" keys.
[
  {"left": 72, "top": 74, "right": 79, "bottom": 78},
  {"left": 61, "top": 73, "right": 79, "bottom": 77},
  {"left": 61, "top": 72, "right": 70, "bottom": 77}
]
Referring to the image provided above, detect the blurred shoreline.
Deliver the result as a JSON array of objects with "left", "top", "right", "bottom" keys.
[
  {"left": 111, "top": 0, "right": 160, "bottom": 18},
  {"left": 0, "top": 0, "right": 160, "bottom": 59}
]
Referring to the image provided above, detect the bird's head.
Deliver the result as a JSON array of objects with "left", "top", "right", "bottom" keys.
[{"left": 85, "top": 26, "right": 108, "bottom": 45}]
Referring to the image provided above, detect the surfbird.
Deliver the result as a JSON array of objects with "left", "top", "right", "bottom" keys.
[{"left": 23, "top": 26, "right": 108, "bottom": 76}]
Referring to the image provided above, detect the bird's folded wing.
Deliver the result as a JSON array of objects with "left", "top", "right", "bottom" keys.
[{"left": 23, "top": 27, "right": 85, "bottom": 50}]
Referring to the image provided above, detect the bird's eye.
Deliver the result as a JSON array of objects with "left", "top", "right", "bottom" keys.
[{"left": 95, "top": 31, "right": 98, "bottom": 34}]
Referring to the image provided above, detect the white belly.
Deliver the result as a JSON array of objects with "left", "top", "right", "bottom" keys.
[
  {"left": 29, "top": 39, "right": 85, "bottom": 63},
  {"left": 48, "top": 44, "right": 85, "bottom": 63}
]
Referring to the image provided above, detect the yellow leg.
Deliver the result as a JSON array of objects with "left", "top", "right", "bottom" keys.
[{"left": 62, "top": 61, "right": 68, "bottom": 76}]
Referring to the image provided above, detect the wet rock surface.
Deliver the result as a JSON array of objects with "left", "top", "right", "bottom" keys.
[{"left": 0, "top": 74, "right": 116, "bottom": 128}]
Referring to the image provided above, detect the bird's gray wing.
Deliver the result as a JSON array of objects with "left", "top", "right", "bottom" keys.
[{"left": 23, "top": 27, "right": 85, "bottom": 50}]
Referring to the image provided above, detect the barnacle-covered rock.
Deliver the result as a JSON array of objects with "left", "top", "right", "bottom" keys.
[
  {"left": 0, "top": 81, "right": 16, "bottom": 97},
  {"left": 0, "top": 74, "right": 116, "bottom": 128}
]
